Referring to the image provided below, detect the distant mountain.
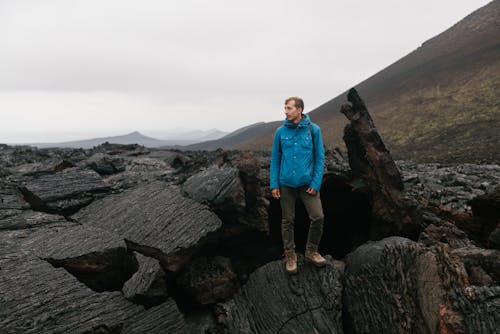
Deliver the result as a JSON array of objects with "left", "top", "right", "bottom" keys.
[
  {"left": 185, "top": 122, "right": 267, "bottom": 150},
  {"left": 24, "top": 130, "right": 226, "bottom": 149},
  {"left": 190, "top": 1, "right": 500, "bottom": 163},
  {"left": 152, "top": 128, "right": 228, "bottom": 141}
]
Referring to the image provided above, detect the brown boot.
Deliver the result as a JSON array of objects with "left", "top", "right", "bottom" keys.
[
  {"left": 284, "top": 250, "right": 298, "bottom": 275},
  {"left": 305, "top": 250, "right": 327, "bottom": 267}
]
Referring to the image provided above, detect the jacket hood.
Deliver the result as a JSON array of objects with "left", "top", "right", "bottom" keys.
[{"left": 284, "top": 113, "right": 311, "bottom": 128}]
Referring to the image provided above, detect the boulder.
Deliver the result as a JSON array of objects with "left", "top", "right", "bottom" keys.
[
  {"left": 343, "top": 236, "right": 500, "bottom": 334},
  {"left": 81, "top": 152, "right": 126, "bottom": 175},
  {"left": 19, "top": 167, "right": 110, "bottom": 215},
  {"left": 344, "top": 237, "right": 430, "bottom": 334},
  {"left": 1, "top": 222, "right": 137, "bottom": 292},
  {"left": 176, "top": 256, "right": 239, "bottom": 305},
  {"left": 123, "top": 252, "right": 168, "bottom": 307},
  {"left": 73, "top": 181, "right": 222, "bottom": 271},
  {"left": 0, "top": 256, "right": 144, "bottom": 334},
  {"left": 182, "top": 165, "right": 245, "bottom": 214},
  {"left": 217, "top": 255, "right": 343, "bottom": 334},
  {"left": 182, "top": 153, "right": 270, "bottom": 232}
]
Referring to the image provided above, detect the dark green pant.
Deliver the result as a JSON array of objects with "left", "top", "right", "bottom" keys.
[{"left": 280, "top": 186, "right": 324, "bottom": 252}]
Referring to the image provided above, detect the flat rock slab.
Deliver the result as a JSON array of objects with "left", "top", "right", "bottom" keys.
[
  {"left": 0, "top": 210, "right": 70, "bottom": 231},
  {"left": 73, "top": 181, "right": 222, "bottom": 270},
  {"left": 0, "top": 256, "right": 144, "bottom": 334},
  {"left": 7, "top": 159, "right": 75, "bottom": 176},
  {"left": 218, "top": 255, "right": 343, "bottom": 334},
  {"left": 121, "top": 299, "right": 187, "bottom": 334},
  {"left": 0, "top": 222, "right": 136, "bottom": 292},
  {"left": 0, "top": 218, "right": 76, "bottom": 262},
  {"left": 19, "top": 167, "right": 110, "bottom": 215}
]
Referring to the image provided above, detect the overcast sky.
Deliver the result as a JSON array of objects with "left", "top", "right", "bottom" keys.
[{"left": 0, "top": 0, "right": 492, "bottom": 143}]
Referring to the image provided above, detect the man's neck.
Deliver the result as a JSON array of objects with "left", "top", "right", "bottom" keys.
[{"left": 292, "top": 114, "right": 303, "bottom": 125}]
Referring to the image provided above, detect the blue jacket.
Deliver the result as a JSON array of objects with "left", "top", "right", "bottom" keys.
[{"left": 270, "top": 114, "right": 325, "bottom": 191}]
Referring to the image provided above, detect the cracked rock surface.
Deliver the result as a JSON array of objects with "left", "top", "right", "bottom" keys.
[
  {"left": 217, "top": 255, "right": 343, "bottom": 334},
  {"left": 1, "top": 138, "right": 499, "bottom": 333}
]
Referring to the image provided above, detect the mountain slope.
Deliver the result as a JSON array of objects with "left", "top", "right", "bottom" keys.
[{"left": 190, "top": 1, "right": 500, "bottom": 163}]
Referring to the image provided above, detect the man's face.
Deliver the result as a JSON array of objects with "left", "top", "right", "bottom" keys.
[{"left": 285, "top": 100, "right": 302, "bottom": 124}]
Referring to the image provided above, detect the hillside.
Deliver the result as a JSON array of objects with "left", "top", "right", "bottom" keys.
[{"left": 189, "top": 1, "right": 500, "bottom": 163}]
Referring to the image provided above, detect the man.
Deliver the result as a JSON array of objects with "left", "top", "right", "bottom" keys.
[{"left": 270, "top": 96, "right": 327, "bottom": 275}]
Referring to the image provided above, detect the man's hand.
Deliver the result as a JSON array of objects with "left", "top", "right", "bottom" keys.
[
  {"left": 272, "top": 188, "right": 281, "bottom": 199},
  {"left": 306, "top": 187, "right": 317, "bottom": 196}
]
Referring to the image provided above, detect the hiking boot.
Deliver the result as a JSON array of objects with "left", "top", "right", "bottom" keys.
[
  {"left": 305, "top": 250, "right": 327, "bottom": 267},
  {"left": 284, "top": 250, "right": 298, "bottom": 275}
]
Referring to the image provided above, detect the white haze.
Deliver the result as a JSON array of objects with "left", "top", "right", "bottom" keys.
[{"left": 0, "top": 0, "right": 492, "bottom": 143}]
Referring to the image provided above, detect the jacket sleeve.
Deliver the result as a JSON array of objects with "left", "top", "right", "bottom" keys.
[
  {"left": 310, "top": 125, "right": 325, "bottom": 191},
  {"left": 270, "top": 129, "right": 281, "bottom": 190}
]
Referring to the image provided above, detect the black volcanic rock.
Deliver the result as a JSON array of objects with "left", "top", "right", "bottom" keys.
[
  {"left": 123, "top": 252, "right": 168, "bottom": 307},
  {"left": 217, "top": 255, "right": 343, "bottom": 334},
  {"left": 0, "top": 222, "right": 137, "bottom": 292},
  {"left": 340, "top": 89, "right": 422, "bottom": 240},
  {"left": 19, "top": 167, "right": 110, "bottom": 215},
  {"left": 182, "top": 165, "right": 243, "bottom": 206},
  {"left": 2, "top": 141, "right": 500, "bottom": 333},
  {"left": 0, "top": 256, "right": 144, "bottom": 333},
  {"left": 398, "top": 161, "right": 500, "bottom": 212},
  {"left": 182, "top": 165, "right": 245, "bottom": 220},
  {"left": 343, "top": 237, "right": 430, "bottom": 334},
  {"left": 120, "top": 300, "right": 187, "bottom": 334},
  {"left": 81, "top": 152, "right": 126, "bottom": 175},
  {"left": 469, "top": 186, "right": 500, "bottom": 248},
  {"left": 73, "top": 181, "right": 222, "bottom": 271},
  {"left": 176, "top": 256, "right": 239, "bottom": 305},
  {"left": 182, "top": 152, "right": 270, "bottom": 232},
  {"left": 344, "top": 236, "right": 500, "bottom": 334},
  {"left": 0, "top": 210, "right": 69, "bottom": 231}
]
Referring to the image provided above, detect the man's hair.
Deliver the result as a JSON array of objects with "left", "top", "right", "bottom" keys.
[{"left": 285, "top": 96, "right": 304, "bottom": 112}]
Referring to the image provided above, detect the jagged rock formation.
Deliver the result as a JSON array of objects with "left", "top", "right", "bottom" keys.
[
  {"left": 340, "top": 88, "right": 422, "bottom": 240},
  {"left": 1, "top": 90, "right": 499, "bottom": 333}
]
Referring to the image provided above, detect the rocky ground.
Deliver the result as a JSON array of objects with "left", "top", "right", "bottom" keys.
[{"left": 0, "top": 139, "right": 498, "bottom": 334}]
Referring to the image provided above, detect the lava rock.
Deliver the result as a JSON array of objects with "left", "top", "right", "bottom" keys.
[
  {"left": 344, "top": 236, "right": 500, "bottom": 334},
  {"left": 1, "top": 222, "right": 137, "bottom": 292},
  {"left": 469, "top": 186, "right": 500, "bottom": 247},
  {"left": 123, "top": 252, "right": 168, "bottom": 307},
  {"left": 0, "top": 210, "right": 70, "bottom": 231},
  {"left": 176, "top": 256, "right": 239, "bottom": 305},
  {"left": 344, "top": 237, "right": 446, "bottom": 334},
  {"left": 217, "top": 255, "right": 343, "bottom": 334},
  {"left": 182, "top": 165, "right": 245, "bottom": 211},
  {"left": 82, "top": 152, "right": 126, "bottom": 175},
  {"left": 121, "top": 299, "right": 187, "bottom": 334},
  {"left": 73, "top": 181, "right": 222, "bottom": 271},
  {"left": 19, "top": 167, "right": 110, "bottom": 215},
  {"left": 0, "top": 256, "right": 144, "bottom": 334}
]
